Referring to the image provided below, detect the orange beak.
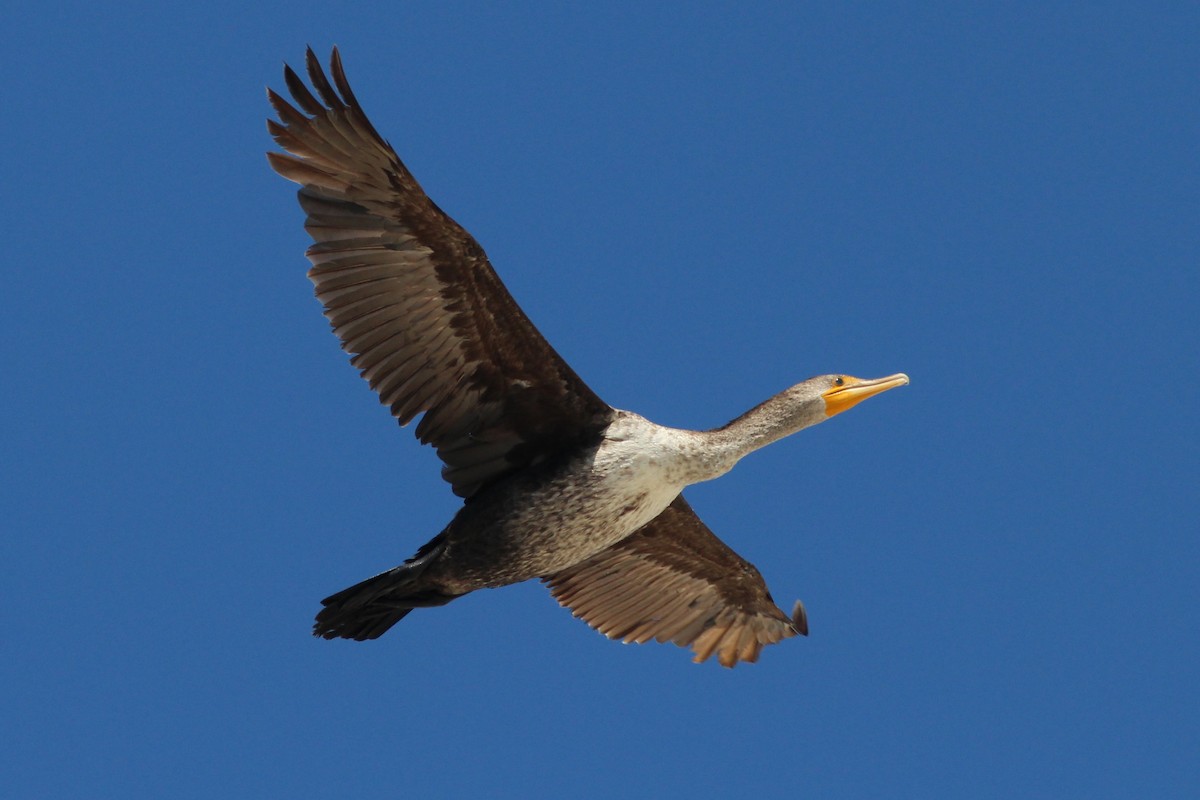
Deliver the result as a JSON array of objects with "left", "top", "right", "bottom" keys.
[{"left": 822, "top": 373, "right": 909, "bottom": 418}]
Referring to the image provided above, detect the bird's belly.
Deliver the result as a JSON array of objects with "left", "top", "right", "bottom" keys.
[{"left": 432, "top": 441, "right": 687, "bottom": 591}]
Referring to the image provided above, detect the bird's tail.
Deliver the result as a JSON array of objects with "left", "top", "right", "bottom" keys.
[{"left": 313, "top": 533, "right": 458, "bottom": 641}]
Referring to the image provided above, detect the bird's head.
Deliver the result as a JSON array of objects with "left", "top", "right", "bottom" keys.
[{"left": 721, "top": 372, "right": 909, "bottom": 449}]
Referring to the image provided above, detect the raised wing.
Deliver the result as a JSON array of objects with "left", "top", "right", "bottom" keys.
[
  {"left": 268, "top": 48, "right": 613, "bottom": 497},
  {"left": 545, "top": 496, "right": 805, "bottom": 667}
]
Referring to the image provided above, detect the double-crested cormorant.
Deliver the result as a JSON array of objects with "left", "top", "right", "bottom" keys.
[{"left": 268, "top": 48, "right": 908, "bottom": 667}]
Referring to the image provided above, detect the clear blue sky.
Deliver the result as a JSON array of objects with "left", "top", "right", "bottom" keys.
[{"left": 4, "top": 2, "right": 1197, "bottom": 797}]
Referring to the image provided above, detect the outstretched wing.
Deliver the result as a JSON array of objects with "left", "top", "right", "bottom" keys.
[
  {"left": 268, "top": 48, "right": 613, "bottom": 497},
  {"left": 545, "top": 496, "right": 805, "bottom": 667}
]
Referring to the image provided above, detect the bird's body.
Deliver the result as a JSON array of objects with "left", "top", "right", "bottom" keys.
[
  {"left": 434, "top": 412, "right": 717, "bottom": 589},
  {"left": 268, "top": 48, "right": 908, "bottom": 666}
]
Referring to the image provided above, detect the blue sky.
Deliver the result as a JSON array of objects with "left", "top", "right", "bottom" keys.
[{"left": 4, "top": 2, "right": 1197, "bottom": 797}]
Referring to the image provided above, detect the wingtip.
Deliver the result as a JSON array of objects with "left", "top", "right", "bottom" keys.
[{"left": 791, "top": 599, "right": 809, "bottom": 636}]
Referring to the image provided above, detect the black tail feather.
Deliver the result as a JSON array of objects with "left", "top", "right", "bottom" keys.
[{"left": 313, "top": 534, "right": 458, "bottom": 641}]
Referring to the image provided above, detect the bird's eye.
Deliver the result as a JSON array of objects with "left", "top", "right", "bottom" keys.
[{"left": 834, "top": 376, "right": 845, "bottom": 386}]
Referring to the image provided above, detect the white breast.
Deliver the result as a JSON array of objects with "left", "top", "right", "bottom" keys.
[{"left": 590, "top": 410, "right": 727, "bottom": 532}]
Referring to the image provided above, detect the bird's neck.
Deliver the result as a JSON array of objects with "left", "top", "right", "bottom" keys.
[
  {"left": 610, "top": 392, "right": 822, "bottom": 486},
  {"left": 697, "top": 391, "right": 823, "bottom": 475}
]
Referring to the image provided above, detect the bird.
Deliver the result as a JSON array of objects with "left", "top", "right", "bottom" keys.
[{"left": 267, "top": 47, "right": 908, "bottom": 668}]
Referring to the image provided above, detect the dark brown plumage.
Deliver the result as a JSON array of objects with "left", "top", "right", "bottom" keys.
[{"left": 268, "top": 48, "right": 611, "bottom": 498}]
